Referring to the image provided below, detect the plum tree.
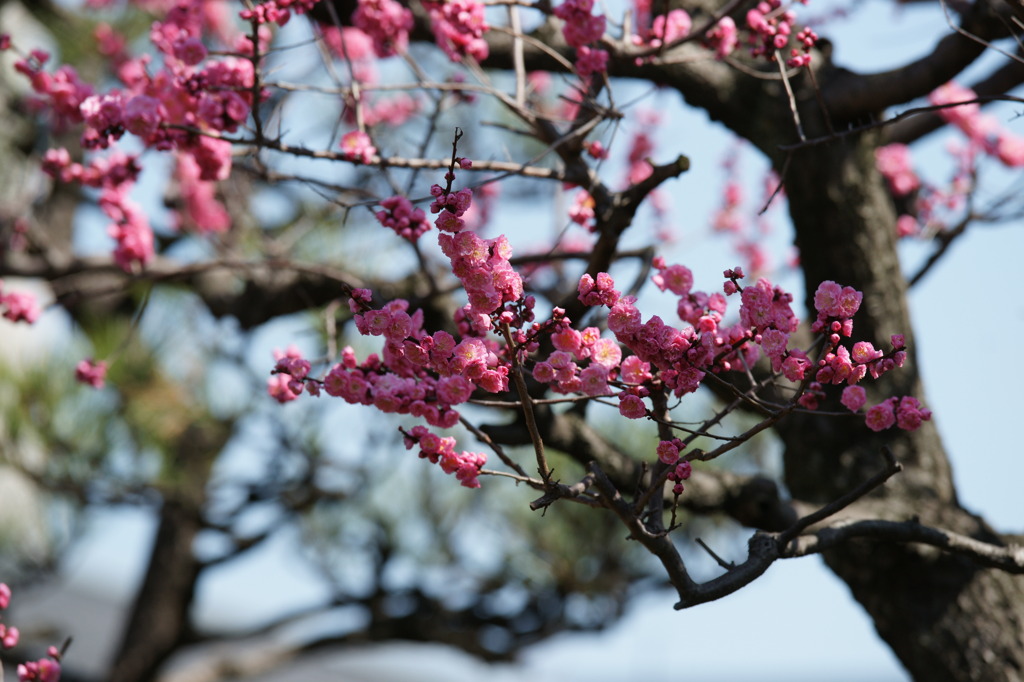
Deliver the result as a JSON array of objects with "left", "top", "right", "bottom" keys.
[{"left": 1, "top": 1, "right": 1023, "bottom": 680}]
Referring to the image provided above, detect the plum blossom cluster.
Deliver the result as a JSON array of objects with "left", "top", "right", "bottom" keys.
[
  {"left": 268, "top": 292, "right": 505, "bottom": 482},
  {"left": 554, "top": 0, "right": 605, "bottom": 51},
  {"left": 882, "top": 82, "right": 1024, "bottom": 237},
  {"left": 75, "top": 359, "right": 109, "bottom": 389},
  {"left": 875, "top": 144, "right": 920, "bottom": 198},
  {"left": 176, "top": 153, "right": 231, "bottom": 232},
  {"left": 929, "top": 82, "right": 1024, "bottom": 166},
  {"left": 656, "top": 439, "right": 693, "bottom": 494},
  {"left": 731, "top": 269, "right": 805, "bottom": 380},
  {"left": 577, "top": 272, "right": 620, "bottom": 307},
  {"left": 873, "top": 143, "right": 931, "bottom": 238},
  {"left": 531, "top": 314, "right": 622, "bottom": 396},
  {"left": 359, "top": 93, "right": 421, "bottom": 127},
  {"left": 666, "top": 459, "right": 693, "bottom": 494},
  {"left": 353, "top": 0, "right": 414, "bottom": 57},
  {"left": 1, "top": 583, "right": 63, "bottom": 682},
  {"left": 12, "top": 49, "right": 94, "bottom": 131},
  {"left": 403, "top": 425, "right": 487, "bottom": 488},
  {"left": 273, "top": 248, "right": 928, "bottom": 490},
  {"left": 569, "top": 190, "right": 597, "bottom": 230},
  {"left": 703, "top": 0, "right": 814, "bottom": 64},
  {"left": 575, "top": 266, "right": 927, "bottom": 435},
  {"left": 239, "top": 0, "right": 321, "bottom": 27},
  {"left": 554, "top": 0, "right": 609, "bottom": 78},
  {"left": 18, "top": 2, "right": 250, "bottom": 270},
  {"left": 41, "top": 147, "right": 155, "bottom": 273},
  {"left": 807, "top": 282, "right": 930, "bottom": 431},
  {"left": 376, "top": 195, "right": 431, "bottom": 241},
  {"left": 625, "top": 121, "right": 656, "bottom": 185},
  {"left": 632, "top": 4, "right": 692, "bottom": 51},
  {"left": 88, "top": 6, "right": 256, "bottom": 150},
  {"left": 266, "top": 170, "right": 529, "bottom": 484},
  {"left": 320, "top": 26, "right": 377, "bottom": 81},
  {"left": 584, "top": 140, "right": 609, "bottom": 160},
  {"left": 432, "top": 165, "right": 522, "bottom": 325},
  {"left": 866, "top": 395, "right": 931, "bottom": 432},
  {"left": 787, "top": 27, "right": 818, "bottom": 68},
  {"left": 339, "top": 130, "right": 377, "bottom": 164},
  {"left": 704, "top": 17, "right": 738, "bottom": 58},
  {"left": 272, "top": 288, "right": 512, "bottom": 415},
  {"left": 0, "top": 583, "right": 18, "bottom": 652},
  {"left": 267, "top": 345, "right": 317, "bottom": 403},
  {"left": 0, "top": 281, "right": 41, "bottom": 324},
  {"left": 423, "top": 0, "right": 490, "bottom": 62},
  {"left": 745, "top": 1, "right": 801, "bottom": 60},
  {"left": 713, "top": 181, "right": 743, "bottom": 233},
  {"left": 842, "top": 386, "right": 931, "bottom": 432},
  {"left": 809, "top": 281, "right": 897, "bottom": 395},
  {"left": 438, "top": 230, "right": 526, "bottom": 335},
  {"left": 578, "top": 264, "right": 739, "bottom": 415},
  {"left": 320, "top": 324, "right": 488, "bottom": 426},
  {"left": 430, "top": 181, "right": 474, "bottom": 233},
  {"left": 749, "top": 1, "right": 817, "bottom": 65},
  {"left": 14, "top": 654, "right": 63, "bottom": 682}
]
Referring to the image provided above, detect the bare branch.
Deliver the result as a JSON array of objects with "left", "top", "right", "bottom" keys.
[
  {"left": 778, "top": 95, "right": 1024, "bottom": 152},
  {"left": 782, "top": 519, "right": 1024, "bottom": 573},
  {"left": 820, "top": 1, "right": 1012, "bottom": 121},
  {"left": 589, "top": 461, "right": 697, "bottom": 600},
  {"left": 886, "top": 46, "right": 1024, "bottom": 145},
  {"left": 777, "top": 447, "right": 903, "bottom": 546}
]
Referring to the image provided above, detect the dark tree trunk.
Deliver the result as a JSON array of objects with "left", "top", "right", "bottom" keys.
[
  {"left": 775, "top": 73, "right": 1024, "bottom": 682},
  {"left": 108, "top": 499, "right": 203, "bottom": 682},
  {"left": 108, "top": 423, "right": 222, "bottom": 682}
]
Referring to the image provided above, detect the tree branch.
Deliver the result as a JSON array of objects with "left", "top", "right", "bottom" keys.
[
  {"left": 820, "top": 0, "right": 1012, "bottom": 121},
  {"left": 886, "top": 46, "right": 1024, "bottom": 145},
  {"left": 781, "top": 518, "right": 1024, "bottom": 572}
]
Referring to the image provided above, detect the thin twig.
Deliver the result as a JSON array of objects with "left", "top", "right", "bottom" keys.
[
  {"left": 908, "top": 213, "right": 972, "bottom": 287},
  {"left": 500, "top": 323, "right": 551, "bottom": 482},
  {"left": 777, "top": 447, "right": 902, "bottom": 546},
  {"left": 460, "top": 416, "right": 529, "bottom": 478},
  {"left": 779, "top": 96, "right": 1024, "bottom": 151},
  {"left": 776, "top": 49, "right": 806, "bottom": 142},
  {"left": 589, "top": 462, "right": 697, "bottom": 599},
  {"left": 509, "top": 3, "right": 526, "bottom": 108},
  {"left": 696, "top": 538, "right": 736, "bottom": 570},
  {"left": 782, "top": 518, "right": 1024, "bottom": 572}
]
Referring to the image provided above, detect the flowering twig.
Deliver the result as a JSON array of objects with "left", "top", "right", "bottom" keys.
[
  {"left": 501, "top": 322, "right": 551, "bottom": 482},
  {"left": 776, "top": 49, "right": 806, "bottom": 142}
]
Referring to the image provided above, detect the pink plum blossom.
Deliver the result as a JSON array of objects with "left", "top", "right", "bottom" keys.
[
  {"left": 865, "top": 399, "right": 896, "bottom": 432},
  {"left": 841, "top": 385, "right": 867, "bottom": 412},
  {"left": 75, "top": 359, "right": 108, "bottom": 388},
  {"left": 657, "top": 440, "right": 680, "bottom": 465},
  {"left": 618, "top": 393, "right": 647, "bottom": 419},
  {"left": 339, "top": 130, "right": 377, "bottom": 164},
  {"left": 353, "top": 0, "right": 413, "bottom": 57}
]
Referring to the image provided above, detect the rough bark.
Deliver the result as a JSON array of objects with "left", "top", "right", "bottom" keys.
[
  {"left": 750, "top": 31, "right": 1024, "bottom": 680},
  {"left": 778, "top": 124, "right": 1024, "bottom": 682}
]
